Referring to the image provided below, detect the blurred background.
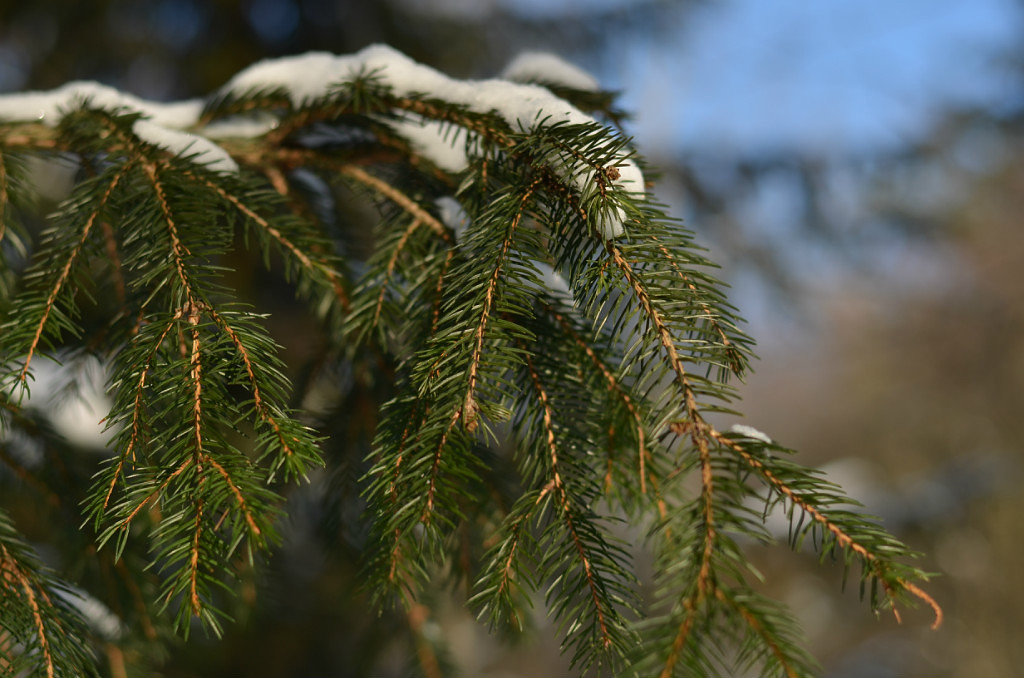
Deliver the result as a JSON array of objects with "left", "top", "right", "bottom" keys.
[{"left": 1, "top": 0, "right": 1021, "bottom": 675}]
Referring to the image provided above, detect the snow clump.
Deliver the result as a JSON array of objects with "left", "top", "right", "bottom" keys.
[
  {"left": 0, "top": 45, "right": 643, "bottom": 236},
  {"left": 223, "top": 44, "right": 644, "bottom": 237},
  {"left": 729, "top": 424, "right": 773, "bottom": 444},
  {"left": 501, "top": 52, "right": 601, "bottom": 92}
]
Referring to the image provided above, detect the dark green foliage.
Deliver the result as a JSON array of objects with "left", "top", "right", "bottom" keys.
[
  {"left": 0, "top": 53, "right": 938, "bottom": 677},
  {"left": 0, "top": 508, "right": 99, "bottom": 677}
]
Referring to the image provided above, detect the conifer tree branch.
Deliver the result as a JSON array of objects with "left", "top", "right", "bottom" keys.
[
  {"left": 116, "top": 458, "right": 194, "bottom": 529},
  {"left": 658, "top": 596, "right": 701, "bottom": 678},
  {"left": 525, "top": 354, "right": 615, "bottom": 651},
  {"left": 204, "top": 306, "right": 303, "bottom": 463},
  {"left": 188, "top": 494, "right": 205, "bottom": 616},
  {"left": 183, "top": 168, "right": 351, "bottom": 312},
  {"left": 0, "top": 544, "right": 58, "bottom": 678},
  {"left": 338, "top": 164, "right": 449, "bottom": 239},
  {"left": 649, "top": 235, "right": 748, "bottom": 375},
  {"left": 0, "top": 50, "right": 942, "bottom": 676},
  {"left": 532, "top": 127, "right": 624, "bottom": 189},
  {"left": 380, "top": 402, "right": 427, "bottom": 592},
  {"left": 205, "top": 454, "right": 261, "bottom": 537},
  {"left": 370, "top": 215, "right": 428, "bottom": 332},
  {"left": 603, "top": 241, "right": 702, "bottom": 420},
  {"left": 422, "top": 410, "right": 464, "bottom": 520},
  {"left": 16, "top": 161, "right": 132, "bottom": 387},
  {"left": 0, "top": 511, "right": 97, "bottom": 677},
  {"left": 544, "top": 303, "right": 653, "bottom": 495},
  {"left": 713, "top": 588, "right": 801, "bottom": 678},
  {"left": 100, "top": 317, "right": 177, "bottom": 510},
  {"left": 460, "top": 179, "right": 540, "bottom": 432},
  {"left": 143, "top": 162, "right": 196, "bottom": 296},
  {"left": 497, "top": 487, "right": 548, "bottom": 600},
  {"left": 657, "top": 443, "right": 718, "bottom": 678},
  {"left": 266, "top": 93, "right": 510, "bottom": 150},
  {"left": 245, "top": 141, "right": 456, "bottom": 192},
  {"left": 184, "top": 304, "right": 207, "bottom": 619},
  {"left": 709, "top": 429, "right": 942, "bottom": 628}
]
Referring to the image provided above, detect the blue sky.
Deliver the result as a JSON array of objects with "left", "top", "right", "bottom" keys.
[{"left": 607, "top": 0, "right": 1022, "bottom": 157}]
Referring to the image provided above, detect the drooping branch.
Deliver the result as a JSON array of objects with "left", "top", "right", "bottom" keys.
[
  {"left": 710, "top": 429, "right": 943, "bottom": 629},
  {"left": 460, "top": 179, "right": 539, "bottom": 433},
  {"left": 544, "top": 303, "right": 654, "bottom": 495},
  {"left": 525, "top": 354, "right": 616, "bottom": 651},
  {"left": 17, "top": 162, "right": 132, "bottom": 386},
  {"left": 0, "top": 48, "right": 942, "bottom": 678},
  {"left": 0, "top": 544, "right": 58, "bottom": 678},
  {"left": 186, "top": 169, "right": 351, "bottom": 312}
]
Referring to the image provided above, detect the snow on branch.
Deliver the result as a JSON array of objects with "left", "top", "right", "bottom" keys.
[
  {"left": 0, "top": 41, "right": 941, "bottom": 677},
  {"left": 0, "top": 45, "right": 644, "bottom": 237},
  {"left": 0, "top": 80, "right": 234, "bottom": 173},
  {"left": 0, "top": 80, "right": 202, "bottom": 128},
  {"left": 221, "top": 44, "right": 644, "bottom": 236},
  {"left": 501, "top": 52, "right": 601, "bottom": 92}
]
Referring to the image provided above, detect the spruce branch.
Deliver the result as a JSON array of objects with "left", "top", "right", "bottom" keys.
[
  {"left": 522, "top": 352, "right": 638, "bottom": 668},
  {"left": 0, "top": 509, "right": 99, "bottom": 678},
  {"left": 5, "top": 161, "right": 132, "bottom": 394},
  {"left": 543, "top": 302, "right": 655, "bottom": 497},
  {"left": 0, "top": 46, "right": 940, "bottom": 677},
  {"left": 712, "top": 429, "right": 942, "bottom": 627},
  {"left": 338, "top": 164, "right": 450, "bottom": 239},
  {"left": 183, "top": 167, "right": 352, "bottom": 314}
]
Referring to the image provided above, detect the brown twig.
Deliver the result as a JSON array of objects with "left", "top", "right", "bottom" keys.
[{"left": 339, "top": 164, "right": 449, "bottom": 239}]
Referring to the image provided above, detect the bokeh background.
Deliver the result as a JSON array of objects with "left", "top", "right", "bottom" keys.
[{"left": 1, "top": 0, "right": 1021, "bottom": 675}]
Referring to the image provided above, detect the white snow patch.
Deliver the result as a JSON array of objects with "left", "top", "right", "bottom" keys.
[
  {"left": 202, "top": 112, "right": 279, "bottom": 139},
  {"left": 537, "top": 262, "right": 573, "bottom": 303},
  {"left": 8, "top": 355, "right": 113, "bottom": 450},
  {"left": 132, "top": 119, "right": 238, "bottom": 173},
  {"left": 60, "top": 588, "right": 123, "bottom": 640},
  {"left": 390, "top": 115, "right": 469, "bottom": 174},
  {"left": 0, "top": 80, "right": 201, "bottom": 128},
  {"left": 0, "top": 81, "right": 230, "bottom": 172},
  {"left": 436, "top": 196, "right": 469, "bottom": 241},
  {"left": 222, "top": 44, "right": 600, "bottom": 129},
  {"left": 501, "top": 52, "right": 600, "bottom": 92},
  {"left": 221, "top": 51, "right": 344, "bottom": 107},
  {"left": 223, "top": 44, "right": 643, "bottom": 236},
  {"left": 729, "top": 423, "right": 772, "bottom": 443}
]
